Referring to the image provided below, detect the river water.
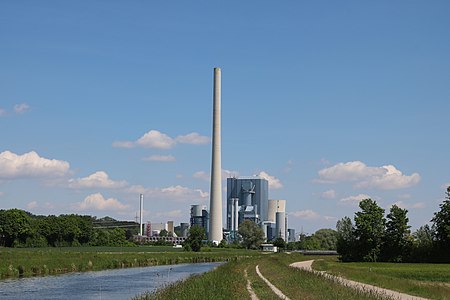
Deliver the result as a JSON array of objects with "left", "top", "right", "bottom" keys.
[{"left": 0, "top": 262, "right": 222, "bottom": 299}]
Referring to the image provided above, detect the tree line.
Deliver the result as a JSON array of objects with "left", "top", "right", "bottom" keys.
[
  {"left": 336, "top": 187, "right": 450, "bottom": 263},
  {"left": 0, "top": 210, "right": 137, "bottom": 247}
]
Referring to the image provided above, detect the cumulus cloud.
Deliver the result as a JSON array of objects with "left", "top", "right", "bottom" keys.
[
  {"left": 143, "top": 155, "right": 176, "bottom": 162},
  {"left": 321, "top": 189, "right": 336, "bottom": 199},
  {"left": 340, "top": 194, "right": 371, "bottom": 204},
  {"left": 128, "top": 185, "right": 208, "bottom": 203},
  {"left": 0, "top": 150, "right": 70, "bottom": 179},
  {"left": 69, "top": 171, "right": 128, "bottom": 189},
  {"left": 14, "top": 103, "right": 30, "bottom": 114},
  {"left": 193, "top": 171, "right": 209, "bottom": 181},
  {"left": 113, "top": 130, "right": 209, "bottom": 149},
  {"left": 290, "top": 210, "right": 321, "bottom": 220},
  {"left": 391, "top": 201, "right": 426, "bottom": 210},
  {"left": 257, "top": 171, "right": 283, "bottom": 189},
  {"left": 317, "top": 161, "right": 420, "bottom": 190},
  {"left": 73, "top": 193, "right": 128, "bottom": 211},
  {"left": 175, "top": 132, "right": 210, "bottom": 145}
]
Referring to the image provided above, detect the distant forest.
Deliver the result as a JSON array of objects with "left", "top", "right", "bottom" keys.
[{"left": 0, "top": 211, "right": 138, "bottom": 247}]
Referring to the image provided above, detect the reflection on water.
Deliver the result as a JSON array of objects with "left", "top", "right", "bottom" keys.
[{"left": 0, "top": 262, "right": 222, "bottom": 300}]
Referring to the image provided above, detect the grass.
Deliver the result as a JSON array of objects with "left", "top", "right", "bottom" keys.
[
  {"left": 0, "top": 246, "right": 255, "bottom": 279},
  {"left": 313, "top": 258, "right": 450, "bottom": 300},
  {"left": 137, "top": 253, "right": 389, "bottom": 300}
]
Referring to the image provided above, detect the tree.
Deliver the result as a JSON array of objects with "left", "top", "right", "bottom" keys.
[
  {"left": 272, "top": 237, "right": 286, "bottom": 250},
  {"left": 0, "top": 209, "right": 33, "bottom": 247},
  {"left": 336, "top": 216, "right": 356, "bottom": 261},
  {"left": 354, "top": 199, "right": 385, "bottom": 262},
  {"left": 411, "top": 225, "right": 434, "bottom": 262},
  {"left": 382, "top": 205, "right": 412, "bottom": 262},
  {"left": 431, "top": 186, "right": 450, "bottom": 260},
  {"left": 183, "top": 225, "right": 206, "bottom": 252},
  {"left": 159, "top": 229, "right": 168, "bottom": 237},
  {"left": 313, "top": 228, "right": 338, "bottom": 250},
  {"left": 238, "top": 220, "right": 265, "bottom": 249}
]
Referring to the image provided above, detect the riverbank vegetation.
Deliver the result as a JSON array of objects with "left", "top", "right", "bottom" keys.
[
  {"left": 0, "top": 246, "right": 256, "bottom": 279},
  {"left": 314, "top": 258, "right": 450, "bottom": 299},
  {"left": 136, "top": 253, "right": 388, "bottom": 300},
  {"left": 336, "top": 187, "right": 450, "bottom": 263}
]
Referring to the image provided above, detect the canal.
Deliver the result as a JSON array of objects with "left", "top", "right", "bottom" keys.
[{"left": 0, "top": 262, "right": 222, "bottom": 299}]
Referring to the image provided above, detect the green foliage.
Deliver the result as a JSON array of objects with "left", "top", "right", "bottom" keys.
[
  {"left": 382, "top": 205, "right": 412, "bottom": 262},
  {"left": 0, "top": 209, "right": 33, "bottom": 247},
  {"left": 354, "top": 199, "right": 385, "bottom": 262},
  {"left": 183, "top": 225, "right": 206, "bottom": 252},
  {"left": 313, "top": 228, "right": 338, "bottom": 250},
  {"left": 336, "top": 216, "right": 356, "bottom": 261},
  {"left": 272, "top": 237, "right": 286, "bottom": 250},
  {"left": 238, "top": 220, "right": 265, "bottom": 249},
  {"left": 158, "top": 229, "right": 168, "bottom": 237},
  {"left": 431, "top": 186, "right": 450, "bottom": 260}
]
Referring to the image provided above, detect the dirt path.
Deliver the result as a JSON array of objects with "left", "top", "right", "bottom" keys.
[
  {"left": 255, "top": 265, "right": 291, "bottom": 300},
  {"left": 290, "top": 260, "right": 428, "bottom": 300},
  {"left": 244, "top": 267, "right": 260, "bottom": 300}
]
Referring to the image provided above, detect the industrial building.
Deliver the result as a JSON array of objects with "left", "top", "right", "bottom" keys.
[
  {"left": 226, "top": 177, "right": 269, "bottom": 231},
  {"left": 190, "top": 204, "right": 209, "bottom": 236}
]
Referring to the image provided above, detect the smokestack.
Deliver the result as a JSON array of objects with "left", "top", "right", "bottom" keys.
[
  {"left": 209, "top": 67, "right": 223, "bottom": 243},
  {"left": 139, "top": 194, "right": 144, "bottom": 236}
]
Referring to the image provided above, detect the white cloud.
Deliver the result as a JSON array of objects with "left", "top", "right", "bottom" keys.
[
  {"left": 0, "top": 150, "right": 70, "bottom": 179},
  {"left": 14, "top": 103, "right": 30, "bottom": 114},
  {"left": 257, "top": 171, "right": 283, "bottom": 189},
  {"left": 193, "top": 171, "right": 209, "bottom": 181},
  {"left": 73, "top": 193, "right": 128, "bottom": 211},
  {"left": 340, "top": 194, "right": 371, "bottom": 204},
  {"left": 317, "top": 161, "right": 420, "bottom": 190},
  {"left": 69, "top": 171, "right": 128, "bottom": 189},
  {"left": 143, "top": 155, "right": 176, "bottom": 162},
  {"left": 223, "top": 169, "right": 240, "bottom": 179},
  {"left": 113, "top": 130, "right": 209, "bottom": 149},
  {"left": 27, "top": 201, "right": 38, "bottom": 210},
  {"left": 321, "top": 189, "right": 336, "bottom": 199},
  {"left": 128, "top": 185, "right": 208, "bottom": 203},
  {"left": 391, "top": 201, "right": 426, "bottom": 210},
  {"left": 290, "top": 210, "right": 321, "bottom": 220},
  {"left": 175, "top": 132, "right": 210, "bottom": 145}
]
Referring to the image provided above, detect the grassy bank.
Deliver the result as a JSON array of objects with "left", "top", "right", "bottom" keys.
[
  {"left": 137, "top": 253, "right": 388, "bottom": 300},
  {"left": 0, "top": 246, "right": 256, "bottom": 279},
  {"left": 313, "top": 258, "right": 450, "bottom": 299}
]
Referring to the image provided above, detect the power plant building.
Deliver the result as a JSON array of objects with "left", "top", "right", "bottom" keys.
[
  {"left": 190, "top": 204, "right": 209, "bottom": 236},
  {"left": 226, "top": 177, "right": 269, "bottom": 235}
]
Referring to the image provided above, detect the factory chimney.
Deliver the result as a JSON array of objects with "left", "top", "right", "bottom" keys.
[
  {"left": 208, "top": 67, "right": 223, "bottom": 243},
  {"left": 139, "top": 194, "right": 144, "bottom": 236}
]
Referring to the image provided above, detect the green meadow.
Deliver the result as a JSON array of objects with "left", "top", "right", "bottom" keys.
[{"left": 313, "top": 258, "right": 450, "bottom": 300}]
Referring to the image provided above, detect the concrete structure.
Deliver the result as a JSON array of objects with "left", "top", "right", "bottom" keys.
[
  {"left": 268, "top": 199, "right": 286, "bottom": 222},
  {"left": 276, "top": 211, "right": 286, "bottom": 240},
  {"left": 209, "top": 67, "right": 223, "bottom": 243},
  {"left": 260, "top": 243, "right": 278, "bottom": 252},
  {"left": 139, "top": 194, "right": 144, "bottom": 236},
  {"left": 226, "top": 177, "right": 269, "bottom": 232},
  {"left": 288, "top": 228, "right": 296, "bottom": 242},
  {"left": 180, "top": 222, "right": 189, "bottom": 237},
  {"left": 191, "top": 204, "right": 209, "bottom": 235},
  {"left": 167, "top": 221, "right": 174, "bottom": 235}
]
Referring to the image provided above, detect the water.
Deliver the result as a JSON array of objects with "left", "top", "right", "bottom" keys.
[{"left": 0, "top": 262, "right": 222, "bottom": 299}]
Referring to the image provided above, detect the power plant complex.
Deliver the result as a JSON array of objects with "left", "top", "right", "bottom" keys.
[{"left": 136, "top": 68, "right": 295, "bottom": 245}]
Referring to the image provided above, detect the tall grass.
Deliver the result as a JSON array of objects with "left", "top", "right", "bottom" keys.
[
  {"left": 313, "top": 258, "right": 450, "bottom": 300},
  {"left": 137, "top": 253, "right": 389, "bottom": 300},
  {"left": 0, "top": 247, "right": 256, "bottom": 279}
]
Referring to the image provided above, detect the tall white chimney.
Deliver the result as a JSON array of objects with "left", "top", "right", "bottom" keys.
[
  {"left": 139, "top": 194, "right": 144, "bottom": 236},
  {"left": 209, "top": 67, "right": 223, "bottom": 243}
]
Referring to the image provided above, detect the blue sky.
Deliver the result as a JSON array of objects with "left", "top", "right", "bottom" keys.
[{"left": 1, "top": 1, "right": 449, "bottom": 234}]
